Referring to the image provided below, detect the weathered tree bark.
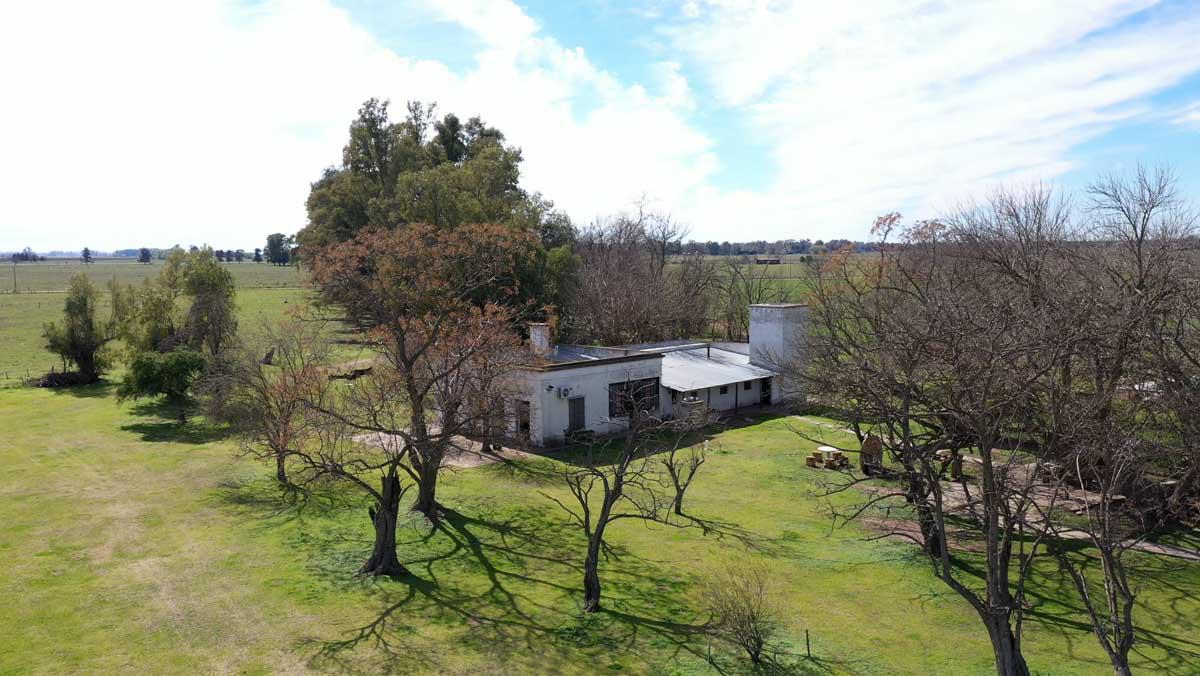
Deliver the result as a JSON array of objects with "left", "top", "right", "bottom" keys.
[
  {"left": 582, "top": 532, "right": 604, "bottom": 612},
  {"left": 985, "top": 618, "right": 1031, "bottom": 676},
  {"left": 274, "top": 452, "right": 288, "bottom": 484},
  {"left": 361, "top": 473, "right": 407, "bottom": 577},
  {"left": 582, "top": 499, "right": 615, "bottom": 613},
  {"left": 412, "top": 461, "right": 440, "bottom": 521}
]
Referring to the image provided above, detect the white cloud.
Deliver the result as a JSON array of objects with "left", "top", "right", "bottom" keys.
[
  {"left": 1, "top": 0, "right": 1197, "bottom": 250},
  {"left": 0, "top": 0, "right": 712, "bottom": 250},
  {"left": 664, "top": 0, "right": 1200, "bottom": 240},
  {"left": 1174, "top": 102, "right": 1200, "bottom": 129}
]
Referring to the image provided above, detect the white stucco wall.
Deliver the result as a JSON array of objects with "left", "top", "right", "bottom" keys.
[
  {"left": 517, "top": 358, "right": 663, "bottom": 446},
  {"left": 666, "top": 377, "right": 766, "bottom": 414},
  {"left": 749, "top": 304, "right": 807, "bottom": 402}
]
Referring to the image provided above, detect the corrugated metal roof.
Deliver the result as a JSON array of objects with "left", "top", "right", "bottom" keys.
[{"left": 660, "top": 348, "right": 775, "bottom": 391}]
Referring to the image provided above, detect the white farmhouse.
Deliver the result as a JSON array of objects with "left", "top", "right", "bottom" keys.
[{"left": 509, "top": 303, "right": 807, "bottom": 447}]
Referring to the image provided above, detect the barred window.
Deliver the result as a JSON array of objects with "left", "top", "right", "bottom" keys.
[{"left": 608, "top": 377, "right": 660, "bottom": 418}]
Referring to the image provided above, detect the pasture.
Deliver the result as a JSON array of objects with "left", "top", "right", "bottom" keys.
[
  {"left": 3, "top": 258, "right": 301, "bottom": 293},
  {"left": 0, "top": 260, "right": 304, "bottom": 386},
  {"left": 1, "top": 257, "right": 1198, "bottom": 674},
  {"left": 1, "top": 386, "right": 1198, "bottom": 674}
]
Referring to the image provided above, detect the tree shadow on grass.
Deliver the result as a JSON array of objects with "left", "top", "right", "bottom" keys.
[
  {"left": 118, "top": 398, "right": 231, "bottom": 444},
  {"left": 298, "top": 500, "right": 720, "bottom": 672},
  {"left": 941, "top": 541, "right": 1200, "bottom": 675},
  {"left": 45, "top": 381, "right": 114, "bottom": 398}
]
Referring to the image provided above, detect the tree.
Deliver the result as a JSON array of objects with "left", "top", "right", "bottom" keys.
[
  {"left": 234, "top": 249, "right": 245, "bottom": 263},
  {"left": 181, "top": 250, "right": 238, "bottom": 357},
  {"left": 795, "top": 172, "right": 1199, "bottom": 676},
  {"left": 215, "top": 249, "right": 226, "bottom": 262},
  {"left": 297, "top": 97, "right": 575, "bottom": 319},
  {"left": 701, "top": 560, "right": 782, "bottom": 666},
  {"left": 138, "top": 248, "right": 152, "bottom": 264},
  {"left": 544, "top": 406, "right": 701, "bottom": 612},
  {"left": 253, "top": 248, "right": 263, "bottom": 263},
  {"left": 796, "top": 209, "right": 1066, "bottom": 676},
  {"left": 117, "top": 349, "right": 206, "bottom": 422},
  {"left": 661, "top": 436, "right": 707, "bottom": 517},
  {"left": 265, "top": 233, "right": 291, "bottom": 266},
  {"left": 569, "top": 209, "right": 715, "bottom": 343},
  {"left": 81, "top": 247, "right": 92, "bottom": 264},
  {"left": 41, "top": 274, "right": 117, "bottom": 382},
  {"left": 306, "top": 223, "right": 533, "bottom": 521},
  {"left": 201, "top": 320, "right": 325, "bottom": 485}
]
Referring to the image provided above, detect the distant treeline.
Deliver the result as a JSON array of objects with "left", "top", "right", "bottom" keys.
[{"left": 675, "top": 238, "right": 881, "bottom": 256}]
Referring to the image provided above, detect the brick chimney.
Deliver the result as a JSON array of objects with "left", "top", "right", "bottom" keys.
[{"left": 528, "top": 323, "right": 551, "bottom": 359}]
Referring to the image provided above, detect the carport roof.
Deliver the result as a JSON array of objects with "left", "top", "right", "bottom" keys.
[{"left": 659, "top": 347, "right": 775, "bottom": 392}]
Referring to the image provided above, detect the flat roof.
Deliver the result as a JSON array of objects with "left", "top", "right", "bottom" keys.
[{"left": 659, "top": 347, "right": 775, "bottom": 391}]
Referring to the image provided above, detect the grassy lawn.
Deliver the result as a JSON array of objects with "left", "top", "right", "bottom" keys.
[
  {"left": 1, "top": 387, "right": 1196, "bottom": 674},
  {"left": 0, "top": 287, "right": 307, "bottom": 386},
  {"left": 3, "top": 259, "right": 302, "bottom": 293}
]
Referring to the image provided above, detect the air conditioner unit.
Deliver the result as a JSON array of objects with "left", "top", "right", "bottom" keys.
[{"left": 557, "top": 386, "right": 572, "bottom": 399}]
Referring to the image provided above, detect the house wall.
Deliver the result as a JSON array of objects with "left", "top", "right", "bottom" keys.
[
  {"left": 518, "top": 359, "right": 663, "bottom": 446},
  {"left": 749, "top": 304, "right": 807, "bottom": 402},
  {"left": 668, "top": 377, "right": 765, "bottom": 414}
]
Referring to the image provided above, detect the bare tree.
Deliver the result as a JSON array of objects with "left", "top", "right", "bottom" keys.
[
  {"left": 701, "top": 560, "right": 782, "bottom": 667},
  {"left": 570, "top": 206, "right": 715, "bottom": 344},
  {"left": 544, "top": 400, "right": 702, "bottom": 612},
  {"left": 718, "top": 256, "right": 789, "bottom": 340},
  {"left": 662, "top": 434, "right": 705, "bottom": 518},
  {"left": 791, "top": 169, "right": 1199, "bottom": 676},
  {"left": 200, "top": 318, "right": 328, "bottom": 485}
]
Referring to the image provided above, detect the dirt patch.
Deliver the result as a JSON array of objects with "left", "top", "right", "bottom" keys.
[{"left": 354, "top": 431, "right": 538, "bottom": 468}]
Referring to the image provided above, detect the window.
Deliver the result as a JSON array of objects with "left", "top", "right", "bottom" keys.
[
  {"left": 719, "top": 385, "right": 729, "bottom": 395},
  {"left": 743, "top": 381, "right": 752, "bottom": 391},
  {"left": 608, "top": 377, "right": 660, "bottom": 417}
]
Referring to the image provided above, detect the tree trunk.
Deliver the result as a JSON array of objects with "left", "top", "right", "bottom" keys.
[
  {"left": 985, "top": 618, "right": 1031, "bottom": 676},
  {"left": 274, "top": 452, "right": 288, "bottom": 484},
  {"left": 672, "top": 492, "right": 684, "bottom": 516},
  {"left": 582, "top": 534, "right": 603, "bottom": 612},
  {"left": 412, "top": 463, "right": 440, "bottom": 521},
  {"left": 361, "top": 473, "right": 407, "bottom": 577},
  {"left": 1109, "top": 659, "right": 1132, "bottom": 676}
]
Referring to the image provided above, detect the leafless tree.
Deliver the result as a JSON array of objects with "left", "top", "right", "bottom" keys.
[
  {"left": 659, "top": 410, "right": 712, "bottom": 516},
  {"left": 570, "top": 206, "right": 715, "bottom": 344},
  {"left": 543, "top": 402, "right": 705, "bottom": 612},
  {"left": 701, "top": 559, "right": 782, "bottom": 667},
  {"left": 790, "top": 169, "right": 1198, "bottom": 676},
  {"left": 718, "top": 256, "right": 790, "bottom": 340},
  {"left": 199, "top": 318, "right": 330, "bottom": 485}
]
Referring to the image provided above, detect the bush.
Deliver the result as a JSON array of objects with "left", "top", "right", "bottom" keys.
[
  {"left": 702, "top": 560, "right": 783, "bottom": 666},
  {"left": 117, "top": 350, "right": 206, "bottom": 421}
]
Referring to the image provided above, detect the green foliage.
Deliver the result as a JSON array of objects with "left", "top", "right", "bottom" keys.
[
  {"left": 110, "top": 248, "right": 239, "bottom": 358},
  {"left": 40, "top": 274, "right": 115, "bottom": 381},
  {"left": 181, "top": 250, "right": 238, "bottom": 356},
  {"left": 264, "top": 233, "right": 292, "bottom": 266},
  {"left": 298, "top": 98, "right": 578, "bottom": 317},
  {"left": 117, "top": 349, "right": 206, "bottom": 420}
]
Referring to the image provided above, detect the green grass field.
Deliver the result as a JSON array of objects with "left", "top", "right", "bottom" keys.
[
  {"left": 0, "top": 285, "right": 305, "bottom": 386},
  {"left": 1, "top": 386, "right": 1197, "bottom": 674},
  {"left": 1, "top": 260, "right": 1197, "bottom": 673},
  {"left": 3, "top": 258, "right": 301, "bottom": 293}
]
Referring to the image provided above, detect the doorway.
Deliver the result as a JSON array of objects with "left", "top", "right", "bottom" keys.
[{"left": 568, "top": 396, "right": 585, "bottom": 433}]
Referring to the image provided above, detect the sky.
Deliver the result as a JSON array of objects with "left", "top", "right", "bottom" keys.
[{"left": 2, "top": 0, "right": 1199, "bottom": 252}]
